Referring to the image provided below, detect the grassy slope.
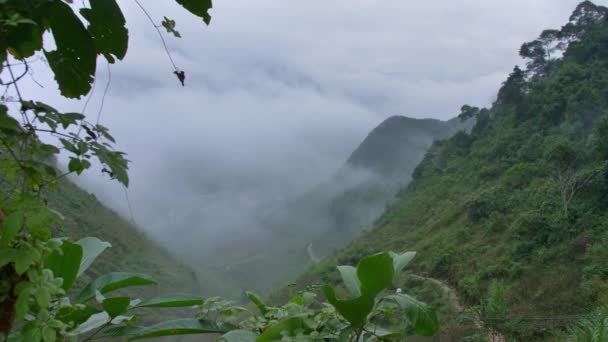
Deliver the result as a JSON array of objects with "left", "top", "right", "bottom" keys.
[
  {"left": 279, "top": 5, "right": 608, "bottom": 340},
  {"left": 45, "top": 178, "right": 226, "bottom": 321}
]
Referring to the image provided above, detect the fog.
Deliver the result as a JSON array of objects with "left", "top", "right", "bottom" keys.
[{"left": 12, "top": 0, "right": 595, "bottom": 275}]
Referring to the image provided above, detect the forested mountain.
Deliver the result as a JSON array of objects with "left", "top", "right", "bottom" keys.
[
  {"left": 281, "top": 1, "right": 608, "bottom": 340},
  {"left": 203, "top": 115, "right": 469, "bottom": 294}
]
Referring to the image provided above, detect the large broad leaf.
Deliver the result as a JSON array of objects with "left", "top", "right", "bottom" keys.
[
  {"left": 386, "top": 294, "right": 438, "bottom": 337},
  {"left": 0, "top": 211, "right": 24, "bottom": 246},
  {"left": 245, "top": 291, "right": 268, "bottom": 315},
  {"left": 256, "top": 317, "right": 307, "bottom": 342},
  {"left": 365, "top": 325, "right": 403, "bottom": 340},
  {"left": 221, "top": 330, "right": 257, "bottom": 342},
  {"left": 76, "top": 237, "right": 111, "bottom": 277},
  {"left": 97, "top": 326, "right": 143, "bottom": 339},
  {"left": 128, "top": 319, "right": 227, "bottom": 340},
  {"left": 45, "top": 240, "right": 83, "bottom": 291},
  {"left": 78, "top": 311, "right": 111, "bottom": 334},
  {"left": 0, "top": 105, "right": 22, "bottom": 133},
  {"left": 337, "top": 265, "right": 361, "bottom": 298},
  {"left": 219, "top": 330, "right": 258, "bottom": 342},
  {"left": 322, "top": 286, "right": 374, "bottom": 329},
  {"left": 389, "top": 251, "right": 416, "bottom": 275},
  {"left": 6, "top": 21, "right": 43, "bottom": 60},
  {"left": 80, "top": 0, "right": 128, "bottom": 63},
  {"left": 137, "top": 293, "right": 204, "bottom": 308},
  {"left": 43, "top": 1, "right": 96, "bottom": 98},
  {"left": 14, "top": 247, "right": 41, "bottom": 275},
  {"left": 57, "top": 304, "right": 101, "bottom": 326},
  {"left": 0, "top": 249, "right": 17, "bottom": 269},
  {"left": 76, "top": 272, "right": 156, "bottom": 303},
  {"left": 175, "top": 0, "right": 213, "bottom": 25},
  {"left": 357, "top": 252, "right": 394, "bottom": 298},
  {"left": 102, "top": 297, "right": 131, "bottom": 318}
]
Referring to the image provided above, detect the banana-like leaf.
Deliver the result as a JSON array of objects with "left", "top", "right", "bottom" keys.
[
  {"left": 137, "top": 293, "right": 204, "bottom": 308},
  {"left": 76, "top": 272, "right": 156, "bottom": 303}
]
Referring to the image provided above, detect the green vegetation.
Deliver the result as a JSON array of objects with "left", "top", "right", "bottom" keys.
[
  {"left": 210, "top": 115, "right": 470, "bottom": 295},
  {"left": 0, "top": 0, "right": 439, "bottom": 340},
  {"left": 282, "top": 1, "right": 608, "bottom": 340},
  {"left": 46, "top": 178, "right": 207, "bottom": 298}
]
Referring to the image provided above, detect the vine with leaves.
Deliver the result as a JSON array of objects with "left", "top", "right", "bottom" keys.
[{"left": 0, "top": 0, "right": 438, "bottom": 341}]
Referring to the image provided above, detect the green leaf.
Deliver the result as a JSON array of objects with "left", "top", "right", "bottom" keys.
[
  {"left": 365, "top": 325, "right": 403, "bottom": 339},
  {"left": 128, "top": 319, "right": 227, "bottom": 340},
  {"left": 288, "top": 292, "right": 315, "bottom": 306},
  {"left": 1, "top": 212, "right": 23, "bottom": 246},
  {"left": 221, "top": 330, "right": 257, "bottom": 342},
  {"left": 76, "top": 272, "right": 156, "bottom": 303},
  {"left": 57, "top": 304, "right": 101, "bottom": 326},
  {"left": 0, "top": 249, "right": 17, "bottom": 268},
  {"left": 80, "top": 0, "right": 128, "bottom": 63},
  {"left": 386, "top": 294, "right": 438, "bottom": 336},
  {"left": 39, "top": 144, "right": 61, "bottom": 155},
  {"left": 46, "top": 240, "right": 83, "bottom": 291},
  {"left": 6, "top": 20, "right": 43, "bottom": 60},
  {"left": 27, "top": 208, "right": 62, "bottom": 241},
  {"left": 390, "top": 251, "right": 416, "bottom": 274},
  {"left": 161, "top": 17, "right": 181, "bottom": 38},
  {"left": 42, "top": 325, "right": 56, "bottom": 342},
  {"left": 256, "top": 317, "right": 307, "bottom": 342},
  {"left": 59, "top": 139, "right": 79, "bottom": 155},
  {"left": 43, "top": 1, "right": 96, "bottom": 98},
  {"left": 337, "top": 265, "right": 361, "bottom": 297},
  {"left": 102, "top": 296, "right": 131, "bottom": 318},
  {"left": 245, "top": 291, "right": 268, "bottom": 315},
  {"left": 0, "top": 105, "right": 22, "bottom": 132},
  {"left": 175, "top": 0, "right": 213, "bottom": 25},
  {"left": 322, "top": 285, "right": 374, "bottom": 328},
  {"left": 137, "top": 293, "right": 204, "bottom": 308},
  {"left": 68, "top": 158, "right": 87, "bottom": 175},
  {"left": 34, "top": 286, "right": 51, "bottom": 307},
  {"left": 76, "top": 237, "right": 112, "bottom": 277},
  {"left": 14, "top": 247, "right": 41, "bottom": 274},
  {"left": 78, "top": 311, "right": 111, "bottom": 334},
  {"left": 357, "top": 252, "right": 394, "bottom": 298},
  {"left": 15, "top": 287, "right": 33, "bottom": 319},
  {"left": 57, "top": 112, "right": 85, "bottom": 129},
  {"left": 91, "top": 143, "right": 130, "bottom": 186},
  {"left": 94, "top": 124, "right": 116, "bottom": 143},
  {"left": 97, "top": 326, "right": 143, "bottom": 339}
]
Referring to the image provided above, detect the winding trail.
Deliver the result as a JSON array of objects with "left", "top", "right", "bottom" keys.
[
  {"left": 409, "top": 274, "right": 505, "bottom": 342},
  {"left": 307, "top": 243, "right": 320, "bottom": 263}
]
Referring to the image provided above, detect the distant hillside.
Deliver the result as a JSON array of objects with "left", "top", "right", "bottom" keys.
[
  {"left": 45, "top": 178, "right": 221, "bottom": 310},
  {"left": 203, "top": 114, "right": 469, "bottom": 294},
  {"left": 347, "top": 116, "right": 465, "bottom": 180},
  {"left": 283, "top": 2, "right": 608, "bottom": 340}
]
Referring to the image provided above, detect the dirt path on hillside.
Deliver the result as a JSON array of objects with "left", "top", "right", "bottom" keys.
[
  {"left": 410, "top": 274, "right": 505, "bottom": 342},
  {"left": 307, "top": 243, "right": 320, "bottom": 262}
]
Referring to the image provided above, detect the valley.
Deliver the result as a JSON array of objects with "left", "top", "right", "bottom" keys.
[{"left": 2, "top": 0, "right": 608, "bottom": 340}]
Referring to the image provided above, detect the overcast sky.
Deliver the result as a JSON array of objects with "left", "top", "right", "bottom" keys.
[{"left": 11, "top": 0, "right": 604, "bottom": 255}]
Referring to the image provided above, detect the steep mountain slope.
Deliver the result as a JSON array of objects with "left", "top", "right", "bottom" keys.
[
  {"left": 283, "top": 2, "right": 608, "bottom": 340},
  {"left": 46, "top": 178, "right": 215, "bottom": 299},
  {"left": 204, "top": 115, "right": 468, "bottom": 294},
  {"left": 347, "top": 116, "right": 464, "bottom": 179}
]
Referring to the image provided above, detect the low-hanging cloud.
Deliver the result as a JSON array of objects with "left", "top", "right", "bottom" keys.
[{"left": 12, "top": 0, "right": 598, "bottom": 267}]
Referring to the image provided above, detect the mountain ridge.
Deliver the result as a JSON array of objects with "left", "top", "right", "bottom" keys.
[
  {"left": 201, "top": 114, "right": 469, "bottom": 294},
  {"left": 278, "top": 2, "right": 608, "bottom": 339}
]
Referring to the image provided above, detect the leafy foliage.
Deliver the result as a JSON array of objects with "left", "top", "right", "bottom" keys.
[
  {"left": 283, "top": 1, "right": 608, "bottom": 340},
  {"left": 565, "top": 307, "right": 608, "bottom": 341}
]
